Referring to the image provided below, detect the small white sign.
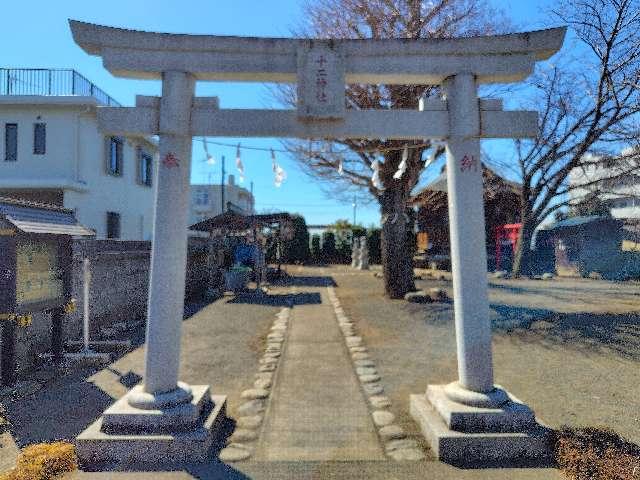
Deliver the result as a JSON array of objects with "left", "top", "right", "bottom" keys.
[{"left": 297, "top": 43, "right": 345, "bottom": 120}]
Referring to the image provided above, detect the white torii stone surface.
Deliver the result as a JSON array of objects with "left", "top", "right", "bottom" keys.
[
  {"left": 69, "top": 19, "right": 566, "bottom": 464},
  {"left": 69, "top": 20, "right": 565, "bottom": 85},
  {"left": 130, "top": 71, "right": 195, "bottom": 403}
]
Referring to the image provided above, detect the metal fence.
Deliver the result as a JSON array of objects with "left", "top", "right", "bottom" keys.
[{"left": 0, "top": 68, "right": 121, "bottom": 106}]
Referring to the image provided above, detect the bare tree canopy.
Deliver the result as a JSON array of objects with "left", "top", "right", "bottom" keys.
[
  {"left": 510, "top": 0, "right": 640, "bottom": 275},
  {"left": 281, "top": 0, "right": 508, "bottom": 298}
]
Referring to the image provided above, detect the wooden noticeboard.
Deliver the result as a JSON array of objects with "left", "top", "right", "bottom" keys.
[{"left": 15, "top": 239, "right": 64, "bottom": 310}]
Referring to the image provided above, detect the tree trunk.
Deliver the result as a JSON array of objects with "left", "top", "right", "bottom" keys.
[
  {"left": 380, "top": 188, "right": 415, "bottom": 298},
  {"left": 512, "top": 210, "right": 535, "bottom": 277}
]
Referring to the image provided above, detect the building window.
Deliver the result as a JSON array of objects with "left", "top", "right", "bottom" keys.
[
  {"left": 106, "top": 211, "right": 121, "bottom": 239},
  {"left": 33, "top": 123, "right": 46, "bottom": 155},
  {"left": 5, "top": 124, "right": 17, "bottom": 162},
  {"left": 106, "top": 136, "right": 123, "bottom": 176},
  {"left": 137, "top": 148, "right": 153, "bottom": 187},
  {"left": 196, "top": 189, "right": 209, "bottom": 205}
]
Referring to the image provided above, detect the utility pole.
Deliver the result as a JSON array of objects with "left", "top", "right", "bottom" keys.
[
  {"left": 250, "top": 181, "right": 255, "bottom": 214},
  {"left": 352, "top": 195, "right": 357, "bottom": 226},
  {"left": 221, "top": 155, "right": 226, "bottom": 213}
]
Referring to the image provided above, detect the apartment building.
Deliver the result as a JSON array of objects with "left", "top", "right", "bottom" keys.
[{"left": 0, "top": 68, "right": 157, "bottom": 240}]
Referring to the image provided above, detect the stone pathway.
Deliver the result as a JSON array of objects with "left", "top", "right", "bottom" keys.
[{"left": 257, "top": 287, "right": 384, "bottom": 461}]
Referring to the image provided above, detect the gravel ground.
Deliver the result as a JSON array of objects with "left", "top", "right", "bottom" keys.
[{"left": 303, "top": 265, "right": 640, "bottom": 445}]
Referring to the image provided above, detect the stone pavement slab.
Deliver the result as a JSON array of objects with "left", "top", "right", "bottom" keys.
[{"left": 256, "top": 288, "right": 383, "bottom": 462}]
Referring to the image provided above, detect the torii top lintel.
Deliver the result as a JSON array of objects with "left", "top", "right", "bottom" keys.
[{"left": 69, "top": 20, "right": 565, "bottom": 85}]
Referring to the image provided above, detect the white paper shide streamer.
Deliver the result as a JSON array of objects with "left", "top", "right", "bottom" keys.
[
  {"left": 272, "top": 148, "right": 287, "bottom": 187},
  {"left": 235, "top": 143, "right": 245, "bottom": 183},
  {"left": 337, "top": 157, "right": 344, "bottom": 175},
  {"left": 393, "top": 145, "right": 408, "bottom": 180},
  {"left": 371, "top": 158, "right": 384, "bottom": 190},
  {"left": 202, "top": 138, "right": 215, "bottom": 165}
]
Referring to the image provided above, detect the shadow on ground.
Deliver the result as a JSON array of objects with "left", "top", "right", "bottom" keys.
[
  {"left": 495, "top": 309, "right": 640, "bottom": 361},
  {"left": 280, "top": 275, "right": 337, "bottom": 288},
  {"left": 227, "top": 291, "right": 321, "bottom": 306},
  {"left": 410, "top": 277, "right": 640, "bottom": 361},
  {"left": 3, "top": 369, "right": 116, "bottom": 447}
]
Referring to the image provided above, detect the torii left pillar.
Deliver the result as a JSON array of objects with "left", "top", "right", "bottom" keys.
[{"left": 76, "top": 72, "right": 227, "bottom": 464}]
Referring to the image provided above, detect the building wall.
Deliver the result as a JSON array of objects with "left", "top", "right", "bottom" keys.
[
  {"left": 189, "top": 175, "right": 254, "bottom": 227},
  {"left": 0, "top": 99, "right": 156, "bottom": 240},
  {"left": 64, "top": 113, "right": 156, "bottom": 240},
  {"left": 0, "top": 105, "right": 77, "bottom": 182},
  {"left": 569, "top": 153, "right": 640, "bottom": 220}
]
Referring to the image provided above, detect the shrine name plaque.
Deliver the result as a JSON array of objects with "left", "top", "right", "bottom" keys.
[{"left": 297, "top": 43, "right": 346, "bottom": 121}]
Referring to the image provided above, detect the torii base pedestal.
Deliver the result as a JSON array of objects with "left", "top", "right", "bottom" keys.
[
  {"left": 410, "top": 385, "right": 553, "bottom": 466},
  {"left": 76, "top": 385, "right": 227, "bottom": 465}
]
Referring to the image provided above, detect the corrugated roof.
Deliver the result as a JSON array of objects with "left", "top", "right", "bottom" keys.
[{"left": 0, "top": 199, "right": 94, "bottom": 236}]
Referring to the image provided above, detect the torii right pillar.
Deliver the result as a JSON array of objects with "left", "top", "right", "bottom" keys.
[{"left": 410, "top": 73, "right": 552, "bottom": 465}]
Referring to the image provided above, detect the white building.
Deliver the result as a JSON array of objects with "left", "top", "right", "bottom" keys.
[
  {"left": 0, "top": 68, "right": 157, "bottom": 240},
  {"left": 189, "top": 174, "right": 254, "bottom": 228},
  {"left": 569, "top": 151, "right": 640, "bottom": 220}
]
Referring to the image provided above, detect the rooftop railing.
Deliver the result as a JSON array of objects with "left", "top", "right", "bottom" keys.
[{"left": 0, "top": 68, "right": 121, "bottom": 106}]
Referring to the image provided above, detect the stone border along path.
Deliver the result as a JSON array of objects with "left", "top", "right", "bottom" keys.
[
  {"left": 218, "top": 304, "right": 293, "bottom": 462},
  {"left": 326, "top": 287, "right": 426, "bottom": 461}
]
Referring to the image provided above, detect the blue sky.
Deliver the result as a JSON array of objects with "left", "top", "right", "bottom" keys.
[{"left": 1, "top": 0, "right": 556, "bottom": 227}]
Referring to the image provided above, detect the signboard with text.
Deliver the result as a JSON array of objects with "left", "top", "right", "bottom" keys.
[{"left": 297, "top": 43, "right": 345, "bottom": 120}]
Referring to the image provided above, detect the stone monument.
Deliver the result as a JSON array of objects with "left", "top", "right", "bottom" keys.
[{"left": 357, "top": 237, "right": 369, "bottom": 270}]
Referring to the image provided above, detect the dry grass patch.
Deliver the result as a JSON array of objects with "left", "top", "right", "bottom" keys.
[
  {"left": 555, "top": 426, "right": 640, "bottom": 480},
  {"left": 0, "top": 442, "right": 77, "bottom": 480}
]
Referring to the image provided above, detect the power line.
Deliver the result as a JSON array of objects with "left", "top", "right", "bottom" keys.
[{"left": 198, "top": 137, "right": 437, "bottom": 156}]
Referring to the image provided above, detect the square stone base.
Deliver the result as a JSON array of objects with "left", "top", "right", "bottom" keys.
[
  {"left": 426, "top": 384, "right": 536, "bottom": 433},
  {"left": 410, "top": 392, "right": 553, "bottom": 465},
  {"left": 101, "top": 385, "right": 213, "bottom": 432},
  {"left": 76, "top": 390, "right": 227, "bottom": 465}
]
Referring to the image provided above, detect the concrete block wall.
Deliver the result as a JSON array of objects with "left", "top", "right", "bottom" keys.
[
  {"left": 3, "top": 237, "right": 210, "bottom": 381},
  {"left": 66, "top": 240, "right": 151, "bottom": 340}
]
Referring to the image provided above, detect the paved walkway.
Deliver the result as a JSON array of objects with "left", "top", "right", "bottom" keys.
[{"left": 257, "top": 287, "right": 383, "bottom": 461}]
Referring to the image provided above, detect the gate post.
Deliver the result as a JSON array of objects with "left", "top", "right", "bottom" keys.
[
  {"left": 76, "top": 71, "right": 227, "bottom": 464},
  {"left": 443, "top": 73, "right": 499, "bottom": 399},
  {"left": 410, "top": 73, "right": 550, "bottom": 465},
  {"left": 130, "top": 70, "right": 196, "bottom": 404}
]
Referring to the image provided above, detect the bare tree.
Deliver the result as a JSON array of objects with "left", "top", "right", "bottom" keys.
[
  {"left": 510, "top": 0, "right": 640, "bottom": 276},
  {"left": 282, "top": 0, "right": 507, "bottom": 298}
]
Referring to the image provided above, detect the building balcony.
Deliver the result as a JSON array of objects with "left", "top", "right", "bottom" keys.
[{"left": 0, "top": 68, "right": 121, "bottom": 106}]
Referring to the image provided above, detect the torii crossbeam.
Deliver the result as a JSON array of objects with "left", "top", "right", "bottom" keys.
[{"left": 70, "top": 20, "right": 566, "bottom": 465}]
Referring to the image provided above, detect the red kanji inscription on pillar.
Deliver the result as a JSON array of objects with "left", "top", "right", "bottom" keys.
[
  {"left": 460, "top": 154, "right": 479, "bottom": 173},
  {"left": 162, "top": 152, "right": 180, "bottom": 169}
]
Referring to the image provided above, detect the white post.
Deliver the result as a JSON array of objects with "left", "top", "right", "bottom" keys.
[
  {"left": 131, "top": 71, "right": 195, "bottom": 406},
  {"left": 443, "top": 73, "right": 503, "bottom": 402},
  {"left": 82, "top": 257, "right": 91, "bottom": 352}
]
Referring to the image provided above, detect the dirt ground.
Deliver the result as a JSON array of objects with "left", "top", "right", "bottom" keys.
[
  {"left": 297, "top": 264, "right": 640, "bottom": 446},
  {"left": 0, "top": 289, "right": 285, "bottom": 453},
  {"left": 1, "top": 266, "right": 638, "bottom": 478}
]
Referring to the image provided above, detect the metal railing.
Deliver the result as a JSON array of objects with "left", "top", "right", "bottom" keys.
[{"left": 0, "top": 68, "right": 121, "bottom": 106}]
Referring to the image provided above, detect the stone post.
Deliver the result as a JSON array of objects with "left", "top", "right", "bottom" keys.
[
  {"left": 130, "top": 71, "right": 196, "bottom": 406},
  {"left": 359, "top": 237, "right": 369, "bottom": 270},
  {"left": 351, "top": 238, "right": 359, "bottom": 268},
  {"left": 441, "top": 73, "right": 505, "bottom": 403}
]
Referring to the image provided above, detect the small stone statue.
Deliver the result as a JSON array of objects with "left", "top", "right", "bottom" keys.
[
  {"left": 351, "top": 237, "right": 359, "bottom": 268},
  {"left": 358, "top": 236, "right": 369, "bottom": 270}
]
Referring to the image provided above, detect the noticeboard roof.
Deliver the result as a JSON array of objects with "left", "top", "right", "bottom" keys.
[{"left": 0, "top": 197, "right": 95, "bottom": 237}]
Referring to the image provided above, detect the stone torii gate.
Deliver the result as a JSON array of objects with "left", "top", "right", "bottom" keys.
[{"left": 70, "top": 20, "right": 565, "bottom": 464}]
